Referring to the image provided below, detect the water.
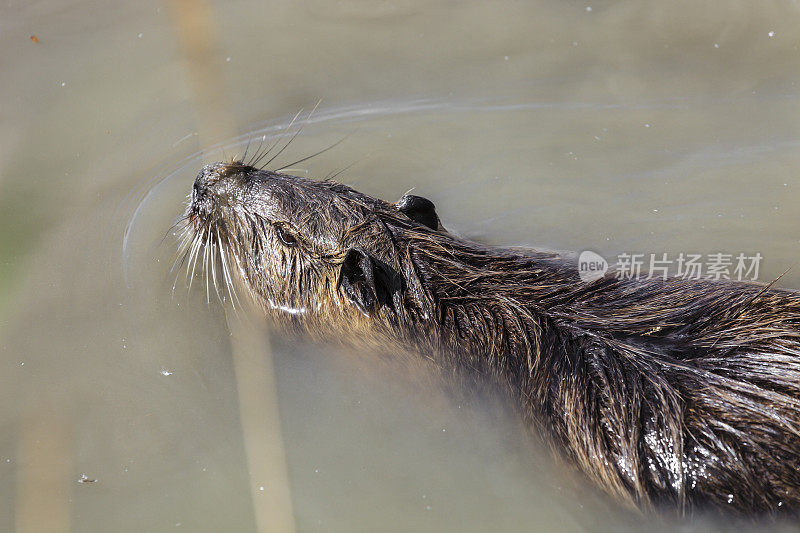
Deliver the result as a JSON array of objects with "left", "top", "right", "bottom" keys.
[{"left": 2, "top": 0, "right": 800, "bottom": 531}]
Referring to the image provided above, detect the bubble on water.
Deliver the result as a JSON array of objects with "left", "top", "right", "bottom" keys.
[
  {"left": 78, "top": 473, "right": 97, "bottom": 483},
  {"left": 768, "top": 31, "right": 775, "bottom": 37}
]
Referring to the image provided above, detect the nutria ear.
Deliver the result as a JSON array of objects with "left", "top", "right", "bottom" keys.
[
  {"left": 395, "top": 194, "right": 440, "bottom": 230},
  {"left": 338, "top": 248, "right": 379, "bottom": 316},
  {"left": 339, "top": 248, "right": 402, "bottom": 316}
]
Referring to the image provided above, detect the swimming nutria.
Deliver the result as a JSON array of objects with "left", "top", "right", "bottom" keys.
[{"left": 180, "top": 160, "right": 800, "bottom": 518}]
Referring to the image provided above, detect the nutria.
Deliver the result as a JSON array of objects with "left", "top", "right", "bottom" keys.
[{"left": 179, "top": 160, "right": 800, "bottom": 518}]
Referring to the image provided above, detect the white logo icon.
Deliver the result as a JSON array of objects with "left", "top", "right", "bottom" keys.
[{"left": 578, "top": 250, "right": 608, "bottom": 282}]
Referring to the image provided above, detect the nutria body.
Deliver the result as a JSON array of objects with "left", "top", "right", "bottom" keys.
[{"left": 181, "top": 160, "right": 800, "bottom": 518}]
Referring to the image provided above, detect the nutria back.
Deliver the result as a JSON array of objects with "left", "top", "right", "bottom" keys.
[{"left": 179, "top": 160, "right": 800, "bottom": 518}]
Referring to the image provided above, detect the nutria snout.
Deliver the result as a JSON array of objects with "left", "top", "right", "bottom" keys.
[{"left": 180, "top": 161, "right": 800, "bottom": 518}]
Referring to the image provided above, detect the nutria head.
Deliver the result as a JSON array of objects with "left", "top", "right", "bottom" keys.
[
  {"left": 181, "top": 160, "right": 800, "bottom": 518},
  {"left": 183, "top": 161, "right": 447, "bottom": 341}
]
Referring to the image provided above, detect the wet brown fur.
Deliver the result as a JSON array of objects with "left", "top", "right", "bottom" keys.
[{"left": 181, "top": 161, "right": 800, "bottom": 518}]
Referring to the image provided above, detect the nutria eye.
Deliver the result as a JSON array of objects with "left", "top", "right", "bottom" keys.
[{"left": 275, "top": 225, "right": 298, "bottom": 247}]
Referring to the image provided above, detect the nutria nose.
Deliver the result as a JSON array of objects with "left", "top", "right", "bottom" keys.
[
  {"left": 193, "top": 163, "right": 221, "bottom": 198},
  {"left": 193, "top": 162, "right": 249, "bottom": 202},
  {"left": 191, "top": 162, "right": 245, "bottom": 216}
]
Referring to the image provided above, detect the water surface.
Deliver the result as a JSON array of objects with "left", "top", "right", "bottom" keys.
[{"left": 2, "top": 0, "right": 800, "bottom": 531}]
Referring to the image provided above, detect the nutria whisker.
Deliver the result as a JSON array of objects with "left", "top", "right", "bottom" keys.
[
  {"left": 161, "top": 216, "right": 190, "bottom": 250},
  {"left": 169, "top": 220, "right": 196, "bottom": 295},
  {"left": 248, "top": 108, "right": 304, "bottom": 168},
  {"left": 209, "top": 234, "right": 219, "bottom": 303},
  {"left": 260, "top": 101, "right": 322, "bottom": 170},
  {"left": 247, "top": 134, "right": 267, "bottom": 169},
  {"left": 249, "top": 104, "right": 314, "bottom": 170},
  {"left": 241, "top": 134, "right": 254, "bottom": 168},
  {"left": 177, "top": 224, "right": 200, "bottom": 293},
  {"left": 202, "top": 226, "right": 211, "bottom": 304},
  {"left": 187, "top": 226, "right": 204, "bottom": 294},
  {"left": 273, "top": 168, "right": 308, "bottom": 174},
  {"left": 324, "top": 158, "right": 362, "bottom": 183},
  {"left": 216, "top": 226, "right": 242, "bottom": 310},
  {"left": 276, "top": 132, "right": 352, "bottom": 173}
]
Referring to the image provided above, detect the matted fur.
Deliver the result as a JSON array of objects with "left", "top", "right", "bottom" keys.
[{"left": 179, "top": 161, "right": 800, "bottom": 517}]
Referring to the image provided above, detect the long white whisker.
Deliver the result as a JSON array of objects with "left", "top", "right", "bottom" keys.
[
  {"left": 217, "top": 227, "right": 240, "bottom": 311},
  {"left": 187, "top": 230, "right": 203, "bottom": 292},
  {"left": 210, "top": 235, "right": 217, "bottom": 293},
  {"left": 170, "top": 228, "right": 195, "bottom": 297},
  {"left": 203, "top": 229, "right": 211, "bottom": 304},
  {"left": 170, "top": 233, "right": 192, "bottom": 276}
]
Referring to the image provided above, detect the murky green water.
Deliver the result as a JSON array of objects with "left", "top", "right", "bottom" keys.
[{"left": 2, "top": 0, "right": 800, "bottom": 531}]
